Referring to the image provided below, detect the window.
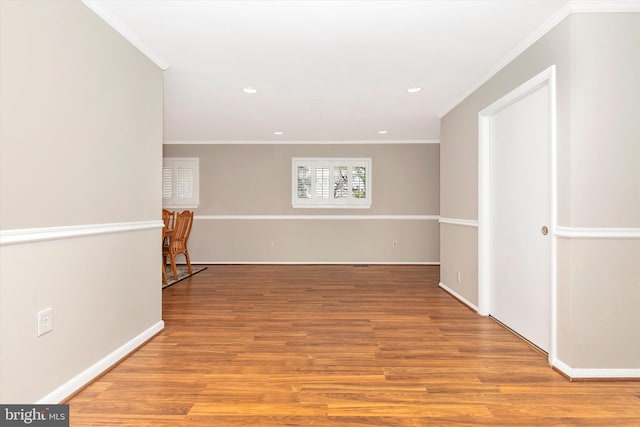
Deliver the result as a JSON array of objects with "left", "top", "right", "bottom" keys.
[
  {"left": 163, "top": 157, "right": 199, "bottom": 208},
  {"left": 292, "top": 158, "right": 371, "bottom": 208}
]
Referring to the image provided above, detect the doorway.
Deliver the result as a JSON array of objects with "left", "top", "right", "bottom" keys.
[{"left": 478, "top": 66, "right": 557, "bottom": 357}]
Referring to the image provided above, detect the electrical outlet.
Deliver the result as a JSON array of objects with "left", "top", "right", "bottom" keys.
[
  {"left": 457, "top": 272, "right": 462, "bottom": 283},
  {"left": 37, "top": 307, "right": 53, "bottom": 336},
  {"left": 392, "top": 240, "right": 398, "bottom": 247},
  {"left": 269, "top": 240, "right": 275, "bottom": 248}
]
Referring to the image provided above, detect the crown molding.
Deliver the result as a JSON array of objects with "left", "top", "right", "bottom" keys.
[
  {"left": 570, "top": 0, "right": 640, "bottom": 13},
  {"left": 438, "top": 0, "right": 640, "bottom": 118},
  {"left": 82, "top": 1, "right": 169, "bottom": 70},
  {"left": 437, "top": 3, "right": 571, "bottom": 118}
]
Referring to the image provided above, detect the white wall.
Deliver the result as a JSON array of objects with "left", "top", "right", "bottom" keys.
[
  {"left": 440, "top": 12, "right": 640, "bottom": 373},
  {"left": 560, "top": 13, "right": 640, "bottom": 369},
  {"left": 0, "top": 1, "right": 164, "bottom": 402},
  {"left": 440, "top": 14, "right": 572, "bottom": 308}
]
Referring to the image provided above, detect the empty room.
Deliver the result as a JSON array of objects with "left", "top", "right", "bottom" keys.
[{"left": 1, "top": 0, "right": 638, "bottom": 425}]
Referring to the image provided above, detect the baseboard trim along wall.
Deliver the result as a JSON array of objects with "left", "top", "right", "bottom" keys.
[
  {"left": 193, "top": 261, "right": 440, "bottom": 265},
  {"left": 195, "top": 215, "right": 439, "bottom": 221},
  {"left": 36, "top": 320, "right": 164, "bottom": 404},
  {"left": 439, "top": 283, "right": 640, "bottom": 378},
  {"left": 165, "top": 140, "right": 440, "bottom": 145},
  {"left": 552, "top": 358, "right": 640, "bottom": 379},
  {"left": 0, "top": 220, "right": 163, "bottom": 246},
  {"left": 438, "top": 282, "right": 479, "bottom": 312}
]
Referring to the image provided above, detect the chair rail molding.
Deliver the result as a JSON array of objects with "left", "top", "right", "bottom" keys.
[
  {"left": 0, "top": 220, "right": 163, "bottom": 246},
  {"left": 439, "top": 217, "right": 479, "bottom": 227},
  {"left": 554, "top": 226, "right": 640, "bottom": 239}
]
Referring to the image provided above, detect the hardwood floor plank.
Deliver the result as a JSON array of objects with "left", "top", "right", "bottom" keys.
[
  {"left": 189, "top": 402, "right": 327, "bottom": 416},
  {"left": 181, "top": 416, "right": 417, "bottom": 427},
  {"left": 67, "top": 265, "right": 640, "bottom": 426}
]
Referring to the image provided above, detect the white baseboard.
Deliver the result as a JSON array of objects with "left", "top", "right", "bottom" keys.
[
  {"left": 438, "top": 282, "right": 479, "bottom": 313},
  {"left": 552, "top": 358, "right": 640, "bottom": 379},
  {"left": 165, "top": 139, "right": 440, "bottom": 145},
  {"left": 193, "top": 261, "right": 440, "bottom": 265},
  {"left": 195, "top": 214, "right": 439, "bottom": 221},
  {"left": 36, "top": 320, "right": 164, "bottom": 404}
]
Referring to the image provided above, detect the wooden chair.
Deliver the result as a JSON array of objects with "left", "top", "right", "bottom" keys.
[
  {"left": 163, "top": 210, "right": 194, "bottom": 280},
  {"left": 161, "top": 209, "right": 176, "bottom": 284},
  {"left": 162, "top": 209, "right": 176, "bottom": 231}
]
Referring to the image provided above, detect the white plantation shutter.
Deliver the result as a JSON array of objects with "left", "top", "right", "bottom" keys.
[
  {"left": 297, "top": 166, "right": 311, "bottom": 199},
  {"left": 163, "top": 158, "right": 199, "bottom": 208},
  {"left": 315, "top": 167, "right": 330, "bottom": 199},
  {"left": 175, "top": 165, "right": 194, "bottom": 199},
  {"left": 352, "top": 166, "right": 367, "bottom": 199},
  {"left": 292, "top": 158, "right": 371, "bottom": 208},
  {"left": 162, "top": 167, "right": 173, "bottom": 201},
  {"left": 333, "top": 166, "right": 349, "bottom": 199}
]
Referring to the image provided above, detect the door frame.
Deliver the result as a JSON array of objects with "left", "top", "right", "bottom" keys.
[{"left": 477, "top": 65, "right": 558, "bottom": 364}]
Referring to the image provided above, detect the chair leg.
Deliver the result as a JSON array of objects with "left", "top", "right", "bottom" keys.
[
  {"left": 170, "top": 253, "right": 178, "bottom": 280},
  {"left": 162, "top": 256, "right": 167, "bottom": 284},
  {"left": 184, "top": 250, "right": 192, "bottom": 274}
]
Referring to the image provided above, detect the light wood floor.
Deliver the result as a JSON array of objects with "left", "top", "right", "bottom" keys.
[{"left": 68, "top": 265, "right": 640, "bottom": 426}]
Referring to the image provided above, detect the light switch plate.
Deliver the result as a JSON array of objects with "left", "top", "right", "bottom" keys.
[{"left": 37, "top": 307, "right": 53, "bottom": 336}]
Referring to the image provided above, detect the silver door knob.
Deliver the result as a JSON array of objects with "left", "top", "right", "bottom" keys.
[{"left": 541, "top": 226, "right": 549, "bottom": 235}]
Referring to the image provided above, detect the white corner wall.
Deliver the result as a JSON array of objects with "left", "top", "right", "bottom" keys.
[
  {"left": 0, "top": 1, "right": 164, "bottom": 402},
  {"left": 440, "top": 11, "right": 640, "bottom": 375}
]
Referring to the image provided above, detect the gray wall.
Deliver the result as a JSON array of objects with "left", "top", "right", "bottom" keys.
[
  {"left": 0, "top": 1, "right": 163, "bottom": 402},
  {"left": 163, "top": 143, "right": 440, "bottom": 263},
  {"left": 570, "top": 14, "right": 640, "bottom": 228},
  {"left": 440, "top": 9, "right": 572, "bottom": 307},
  {"left": 563, "top": 13, "right": 640, "bottom": 368},
  {"left": 440, "top": 13, "right": 640, "bottom": 370}
]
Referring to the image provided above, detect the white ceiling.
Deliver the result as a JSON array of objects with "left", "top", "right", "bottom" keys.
[{"left": 85, "top": 0, "right": 571, "bottom": 142}]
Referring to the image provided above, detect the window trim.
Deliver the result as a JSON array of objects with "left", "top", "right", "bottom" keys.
[
  {"left": 162, "top": 157, "right": 200, "bottom": 209},
  {"left": 292, "top": 157, "right": 372, "bottom": 209}
]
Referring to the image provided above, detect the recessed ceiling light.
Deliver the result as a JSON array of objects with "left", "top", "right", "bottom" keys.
[
  {"left": 242, "top": 86, "right": 258, "bottom": 94},
  {"left": 406, "top": 86, "right": 422, "bottom": 93},
  {"left": 274, "top": 131, "right": 284, "bottom": 135},
  {"left": 378, "top": 130, "right": 388, "bottom": 135}
]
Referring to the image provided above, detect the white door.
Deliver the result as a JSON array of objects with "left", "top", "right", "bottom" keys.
[{"left": 489, "top": 84, "right": 551, "bottom": 352}]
